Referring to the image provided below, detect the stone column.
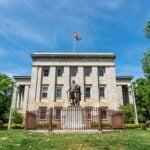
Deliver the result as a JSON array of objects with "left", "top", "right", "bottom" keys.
[
  {"left": 106, "top": 66, "right": 117, "bottom": 109},
  {"left": 116, "top": 85, "right": 123, "bottom": 105},
  {"left": 63, "top": 67, "right": 70, "bottom": 107},
  {"left": 23, "top": 85, "right": 30, "bottom": 112},
  {"left": 49, "top": 67, "right": 56, "bottom": 107},
  {"left": 77, "top": 67, "right": 84, "bottom": 105},
  {"left": 12, "top": 86, "right": 17, "bottom": 109},
  {"left": 91, "top": 67, "right": 99, "bottom": 106},
  {"left": 36, "top": 67, "right": 42, "bottom": 102},
  {"left": 20, "top": 89, "right": 24, "bottom": 110},
  {"left": 28, "top": 66, "right": 38, "bottom": 110}
]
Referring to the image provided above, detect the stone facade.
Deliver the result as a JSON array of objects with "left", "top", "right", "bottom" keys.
[{"left": 12, "top": 53, "right": 133, "bottom": 114}]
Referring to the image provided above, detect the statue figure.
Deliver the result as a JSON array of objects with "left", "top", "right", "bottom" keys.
[{"left": 67, "top": 80, "right": 81, "bottom": 106}]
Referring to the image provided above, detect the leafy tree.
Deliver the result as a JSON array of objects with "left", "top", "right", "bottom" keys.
[
  {"left": 133, "top": 78, "right": 150, "bottom": 122},
  {"left": 119, "top": 104, "right": 134, "bottom": 123},
  {"left": 144, "top": 21, "right": 150, "bottom": 39},
  {"left": 141, "top": 49, "right": 150, "bottom": 78},
  {"left": 0, "top": 73, "right": 14, "bottom": 122},
  {"left": 12, "top": 110, "right": 23, "bottom": 124}
]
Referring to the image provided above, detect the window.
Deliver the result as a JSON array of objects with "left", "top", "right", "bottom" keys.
[
  {"left": 56, "top": 86, "right": 62, "bottom": 98},
  {"left": 57, "top": 67, "right": 64, "bottom": 76},
  {"left": 101, "top": 109, "right": 107, "bottom": 119},
  {"left": 55, "top": 108, "right": 61, "bottom": 119},
  {"left": 99, "top": 86, "right": 105, "bottom": 98},
  {"left": 84, "top": 67, "right": 91, "bottom": 77},
  {"left": 43, "top": 68, "right": 49, "bottom": 76},
  {"left": 85, "top": 87, "right": 91, "bottom": 98},
  {"left": 98, "top": 67, "right": 105, "bottom": 76},
  {"left": 86, "top": 108, "right": 92, "bottom": 119},
  {"left": 70, "top": 67, "right": 77, "bottom": 76},
  {"left": 39, "top": 107, "right": 47, "bottom": 119},
  {"left": 41, "top": 86, "right": 48, "bottom": 98}
]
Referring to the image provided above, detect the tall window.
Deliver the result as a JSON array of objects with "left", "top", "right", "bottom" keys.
[
  {"left": 85, "top": 86, "right": 91, "bottom": 98},
  {"left": 56, "top": 86, "right": 62, "bottom": 98},
  {"left": 41, "top": 86, "right": 48, "bottom": 98},
  {"left": 39, "top": 107, "right": 47, "bottom": 120},
  {"left": 55, "top": 108, "right": 61, "bottom": 119},
  {"left": 43, "top": 68, "right": 49, "bottom": 76},
  {"left": 57, "top": 67, "right": 64, "bottom": 76},
  {"left": 70, "top": 67, "right": 77, "bottom": 76},
  {"left": 98, "top": 67, "right": 105, "bottom": 76},
  {"left": 99, "top": 86, "right": 105, "bottom": 98},
  {"left": 84, "top": 67, "right": 91, "bottom": 77}
]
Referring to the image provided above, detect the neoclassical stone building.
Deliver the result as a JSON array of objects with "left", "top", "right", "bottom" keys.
[{"left": 12, "top": 53, "right": 133, "bottom": 116}]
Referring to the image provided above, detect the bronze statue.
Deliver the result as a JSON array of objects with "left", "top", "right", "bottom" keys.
[{"left": 67, "top": 80, "right": 81, "bottom": 106}]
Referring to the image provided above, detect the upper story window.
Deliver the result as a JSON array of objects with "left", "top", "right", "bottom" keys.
[
  {"left": 39, "top": 107, "right": 47, "bottom": 120},
  {"left": 56, "top": 86, "right": 62, "bottom": 98},
  {"left": 84, "top": 67, "right": 91, "bottom": 77},
  {"left": 57, "top": 67, "right": 64, "bottom": 77},
  {"left": 43, "top": 68, "right": 49, "bottom": 76},
  {"left": 70, "top": 67, "right": 77, "bottom": 76},
  {"left": 99, "top": 86, "right": 105, "bottom": 98},
  {"left": 41, "top": 86, "right": 48, "bottom": 98},
  {"left": 98, "top": 67, "right": 105, "bottom": 76},
  {"left": 85, "top": 86, "right": 91, "bottom": 98}
]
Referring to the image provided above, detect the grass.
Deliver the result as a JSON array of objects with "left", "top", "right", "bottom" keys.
[{"left": 0, "top": 129, "right": 150, "bottom": 150}]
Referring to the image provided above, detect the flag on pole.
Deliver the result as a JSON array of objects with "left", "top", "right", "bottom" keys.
[{"left": 73, "top": 32, "right": 81, "bottom": 41}]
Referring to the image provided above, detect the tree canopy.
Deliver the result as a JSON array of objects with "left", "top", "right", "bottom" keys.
[
  {"left": 0, "top": 73, "right": 14, "bottom": 122},
  {"left": 144, "top": 21, "right": 150, "bottom": 39},
  {"left": 141, "top": 49, "right": 150, "bottom": 78}
]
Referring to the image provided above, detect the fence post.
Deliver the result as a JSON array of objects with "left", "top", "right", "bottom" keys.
[
  {"left": 49, "top": 108, "right": 53, "bottom": 131},
  {"left": 25, "top": 111, "right": 28, "bottom": 129},
  {"left": 98, "top": 107, "right": 102, "bottom": 131}
]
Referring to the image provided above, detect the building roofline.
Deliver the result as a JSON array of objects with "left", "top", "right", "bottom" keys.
[
  {"left": 116, "top": 76, "right": 133, "bottom": 80},
  {"left": 13, "top": 76, "right": 31, "bottom": 79},
  {"left": 31, "top": 52, "right": 116, "bottom": 59}
]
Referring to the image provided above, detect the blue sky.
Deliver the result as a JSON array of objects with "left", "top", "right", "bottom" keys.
[{"left": 0, "top": 0, "right": 149, "bottom": 79}]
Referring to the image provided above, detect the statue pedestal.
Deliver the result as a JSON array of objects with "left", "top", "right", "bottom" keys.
[{"left": 63, "top": 106, "right": 84, "bottom": 129}]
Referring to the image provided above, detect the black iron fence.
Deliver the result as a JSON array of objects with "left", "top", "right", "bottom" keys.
[{"left": 25, "top": 107, "right": 124, "bottom": 131}]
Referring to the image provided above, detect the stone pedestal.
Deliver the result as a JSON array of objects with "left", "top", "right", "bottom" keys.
[{"left": 62, "top": 106, "right": 84, "bottom": 129}]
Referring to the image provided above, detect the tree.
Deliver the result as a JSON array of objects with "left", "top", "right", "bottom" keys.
[
  {"left": 134, "top": 78, "right": 150, "bottom": 122},
  {"left": 144, "top": 21, "right": 150, "bottom": 39},
  {"left": 119, "top": 104, "right": 135, "bottom": 123},
  {"left": 141, "top": 49, "right": 150, "bottom": 78},
  {"left": 0, "top": 73, "right": 14, "bottom": 122}
]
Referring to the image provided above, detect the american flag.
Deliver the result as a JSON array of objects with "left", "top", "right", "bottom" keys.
[{"left": 73, "top": 32, "right": 81, "bottom": 40}]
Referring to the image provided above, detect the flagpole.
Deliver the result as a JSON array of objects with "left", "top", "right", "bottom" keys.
[{"left": 73, "top": 39, "right": 76, "bottom": 53}]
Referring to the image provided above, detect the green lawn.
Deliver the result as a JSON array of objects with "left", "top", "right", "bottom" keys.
[{"left": 0, "top": 129, "right": 150, "bottom": 150}]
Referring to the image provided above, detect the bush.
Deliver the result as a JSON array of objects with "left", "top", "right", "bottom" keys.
[
  {"left": 52, "top": 122, "right": 57, "bottom": 128},
  {"left": 2, "top": 123, "right": 24, "bottom": 129},
  {"left": 141, "top": 124, "right": 147, "bottom": 130},
  {"left": 125, "top": 124, "right": 139, "bottom": 129},
  {"left": 91, "top": 122, "right": 99, "bottom": 129},
  {"left": 12, "top": 110, "right": 23, "bottom": 124},
  {"left": 102, "top": 123, "right": 112, "bottom": 128},
  {"left": 119, "top": 104, "right": 134, "bottom": 123},
  {"left": 37, "top": 122, "right": 48, "bottom": 128}
]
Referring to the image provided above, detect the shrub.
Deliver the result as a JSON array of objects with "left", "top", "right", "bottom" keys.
[
  {"left": 37, "top": 122, "right": 48, "bottom": 128},
  {"left": 141, "top": 124, "right": 147, "bottom": 130},
  {"left": 119, "top": 104, "right": 134, "bottom": 123},
  {"left": 125, "top": 124, "right": 139, "bottom": 129},
  {"left": 91, "top": 122, "right": 99, "bottom": 129},
  {"left": 2, "top": 123, "right": 24, "bottom": 129},
  {"left": 52, "top": 122, "right": 57, "bottom": 128},
  {"left": 102, "top": 123, "right": 112, "bottom": 128},
  {"left": 12, "top": 110, "right": 23, "bottom": 124}
]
